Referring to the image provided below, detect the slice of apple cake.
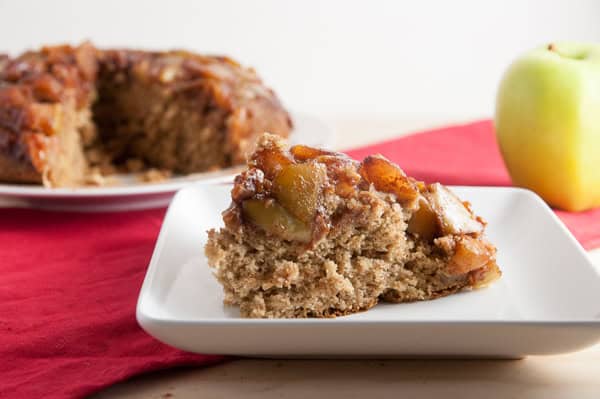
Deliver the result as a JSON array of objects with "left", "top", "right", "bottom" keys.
[{"left": 205, "top": 134, "right": 501, "bottom": 318}]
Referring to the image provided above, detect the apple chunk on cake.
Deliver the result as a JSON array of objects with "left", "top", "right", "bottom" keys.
[{"left": 205, "top": 134, "right": 501, "bottom": 318}]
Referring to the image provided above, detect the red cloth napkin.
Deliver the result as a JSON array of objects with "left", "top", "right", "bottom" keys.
[
  {"left": 1, "top": 119, "right": 599, "bottom": 399},
  {"left": 345, "top": 120, "right": 600, "bottom": 250},
  {"left": 0, "top": 209, "right": 225, "bottom": 399}
]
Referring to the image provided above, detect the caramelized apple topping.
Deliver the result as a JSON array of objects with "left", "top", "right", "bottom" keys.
[
  {"left": 312, "top": 155, "right": 361, "bottom": 198},
  {"left": 358, "top": 155, "right": 419, "bottom": 205},
  {"left": 249, "top": 140, "right": 294, "bottom": 180},
  {"left": 290, "top": 145, "right": 360, "bottom": 198},
  {"left": 468, "top": 261, "right": 501, "bottom": 288},
  {"left": 425, "top": 183, "right": 483, "bottom": 235},
  {"left": 290, "top": 144, "right": 336, "bottom": 161},
  {"left": 448, "top": 235, "right": 496, "bottom": 275},
  {"left": 231, "top": 168, "right": 270, "bottom": 203},
  {"left": 272, "top": 162, "right": 326, "bottom": 224},
  {"left": 235, "top": 135, "right": 489, "bottom": 250},
  {"left": 407, "top": 196, "right": 439, "bottom": 241},
  {"left": 242, "top": 199, "right": 312, "bottom": 243}
]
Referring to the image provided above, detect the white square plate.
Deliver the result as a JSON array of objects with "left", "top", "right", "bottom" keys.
[{"left": 137, "top": 185, "right": 600, "bottom": 358}]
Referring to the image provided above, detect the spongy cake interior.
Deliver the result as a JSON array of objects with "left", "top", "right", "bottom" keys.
[{"left": 88, "top": 66, "right": 231, "bottom": 176}]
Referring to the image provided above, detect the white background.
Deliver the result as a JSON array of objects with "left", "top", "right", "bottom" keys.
[{"left": 1, "top": 0, "right": 599, "bottom": 121}]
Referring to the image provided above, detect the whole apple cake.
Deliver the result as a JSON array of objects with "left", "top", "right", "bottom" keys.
[
  {"left": 205, "top": 134, "right": 501, "bottom": 318},
  {"left": 0, "top": 42, "right": 291, "bottom": 187}
]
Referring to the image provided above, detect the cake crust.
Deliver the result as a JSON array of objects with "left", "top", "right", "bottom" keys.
[
  {"left": 205, "top": 134, "right": 501, "bottom": 318},
  {"left": 0, "top": 42, "right": 291, "bottom": 187}
]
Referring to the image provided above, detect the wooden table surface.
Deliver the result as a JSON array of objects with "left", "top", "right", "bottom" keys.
[{"left": 92, "top": 115, "right": 600, "bottom": 399}]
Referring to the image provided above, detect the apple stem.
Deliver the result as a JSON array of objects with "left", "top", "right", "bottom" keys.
[{"left": 546, "top": 43, "right": 586, "bottom": 60}]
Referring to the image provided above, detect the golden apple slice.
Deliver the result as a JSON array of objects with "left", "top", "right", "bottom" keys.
[
  {"left": 272, "top": 162, "right": 327, "bottom": 224},
  {"left": 249, "top": 142, "right": 294, "bottom": 180},
  {"left": 242, "top": 199, "right": 312, "bottom": 243},
  {"left": 290, "top": 144, "right": 335, "bottom": 161},
  {"left": 358, "top": 155, "right": 419, "bottom": 205},
  {"left": 407, "top": 196, "right": 439, "bottom": 241},
  {"left": 306, "top": 154, "right": 361, "bottom": 198},
  {"left": 425, "top": 183, "right": 483, "bottom": 235},
  {"left": 448, "top": 235, "right": 496, "bottom": 275},
  {"left": 469, "top": 261, "right": 502, "bottom": 288}
]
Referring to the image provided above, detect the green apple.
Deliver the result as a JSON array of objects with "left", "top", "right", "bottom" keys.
[{"left": 495, "top": 42, "right": 600, "bottom": 211}]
